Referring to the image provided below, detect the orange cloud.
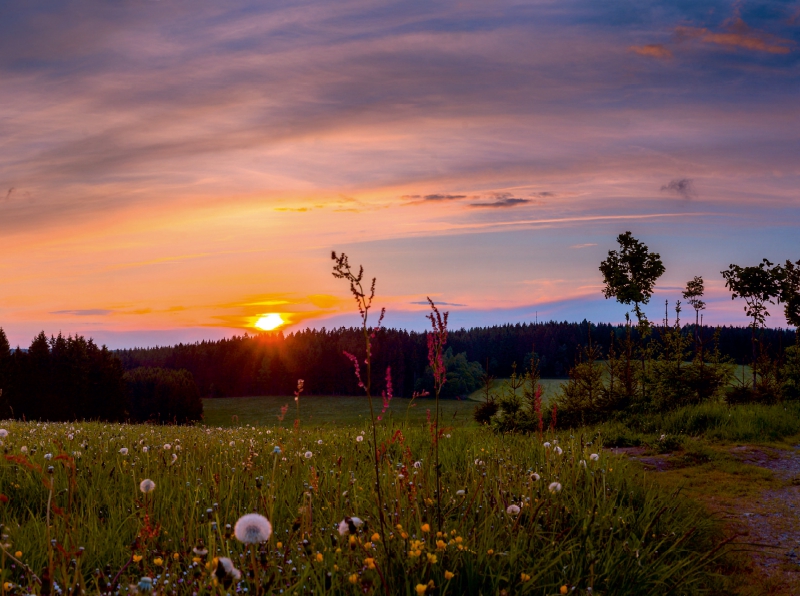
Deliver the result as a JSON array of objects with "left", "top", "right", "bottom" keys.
[
  {"left": 629, "top": 44, "right": 672, "bottom": 59},
  {"left": 676, "top": 18, "right": 794, "bottom": 54}
]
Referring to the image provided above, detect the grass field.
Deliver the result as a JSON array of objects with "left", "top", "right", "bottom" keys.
[
  {"left": 0, "top": 413, "right": 729, "bottom": 595},
  {"left": 202, "top": 395, "right": 481, "bottom": 428}
]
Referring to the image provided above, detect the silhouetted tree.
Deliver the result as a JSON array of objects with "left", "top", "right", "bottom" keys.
[{"left": 124, "top": 367, "right": 203, "bottom": 423}]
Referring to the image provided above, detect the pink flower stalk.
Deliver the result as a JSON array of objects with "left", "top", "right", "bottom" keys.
[
  {"left": 277, "top": 403, "right": 289, "bottom": 422},
  {"left": 343, "top": 351, "right": 365, "bottom": 389},
  {"left": 533, "top": 384, "right": 544, "bottom": 437},
  {"left": 377, "top": 366, "right": 393, "bottom": 421}
]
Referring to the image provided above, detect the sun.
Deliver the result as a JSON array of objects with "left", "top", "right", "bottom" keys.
[{"left": 255, "top": 313, "right": 285, "bottom": 331}]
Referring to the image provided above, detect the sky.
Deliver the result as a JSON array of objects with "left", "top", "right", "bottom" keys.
[{"left": 0, "top": 0, "right": 798, "bottom": 348}]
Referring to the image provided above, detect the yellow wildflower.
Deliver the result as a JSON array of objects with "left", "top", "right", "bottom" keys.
[
  {"left": 421, "top": 523, "right": 431, "bottom": 533},
  {"left": 334, "top": 564, "right": 339, "bottom": 571},
  {"left": 192, "top": 557, "right": 201, "bottom": 564},
  {"left": 172, "top": 552, "right": 180, "bottom": 561},
  {"left": 396, "top": 523, "right": 403, "bottom": 531},
  {"left": 521, "top": 573, "right": 531, "bottom": 582},
  {"left": 401, "top": 532, "right": 409, "bottom": 539},
  {"left": 364, "top": 557, "right": 376, "bottom": 569},
  {"left": 561, "top": 586, "right": 568, "bottom": 594},
  {"left": 132, "top": 554, "right": 143, "bottom": 563},
  {"left": 315, "top": 552, "right": 324, "bottom": 563},
  {"left": 415, "top": 584, "right": 427, "bottom": 595},
  {"left": 444, "top": 570, "right": 455, "bottom": 580},
  {"left": 153, "top": 557, "right": 163, "bottom": 566},
  {"left": 349, "top": 574, "right": 359, "bottom": 584},
  {"left": 335, "top": 548, "right": 342, "bottom": 554},
  {"left": 277, "top": 541, "right": 283, "bottom": 549},
  {"left": 371, "top": 532, "right": 381, "bottom": 542},
  {"left": 426, "top": 553, "right": 437, "bottom": 564},
  {"left": 14, "top": 551, "right": 22, "bottom": 558},
  {"left": 455, "top": 536, "right": 463, "bottom": 543},
  {"left": 436, "top": 540, "right": 447, "bottom": 551},
  {"left": 487, "top": 549, "right": 494, "bottom": 555}
]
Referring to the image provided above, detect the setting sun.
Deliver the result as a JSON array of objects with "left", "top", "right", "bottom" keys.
[{"left": 255, "top": 313, "right": 285, "bottom": 331}]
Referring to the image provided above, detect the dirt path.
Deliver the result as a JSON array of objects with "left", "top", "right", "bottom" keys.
[{"left": 613, "top": 444, "right": 800, "bottom": 595}]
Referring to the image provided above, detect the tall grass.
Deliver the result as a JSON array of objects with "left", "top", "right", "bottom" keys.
[{"left": 0, "top": 420, "right": 728, "bottom": 594}]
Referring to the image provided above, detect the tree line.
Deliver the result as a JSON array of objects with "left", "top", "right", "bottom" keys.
[
  {"left": 0, "top": 330, "right": 202, "bottom": 423},
  {"left": 115, "top": 321, "right": 796, "bottom": 399}
]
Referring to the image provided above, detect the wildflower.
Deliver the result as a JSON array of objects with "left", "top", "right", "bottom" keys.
[
  {"left": 487, "top": 549, "right": 494, "bottom": 555},
  {"left": 436, "top": 540, "right": 447, "bottom": 550},
  {"left": 173, "top": 552, "right": 179, "bottom": 561},
  {"left": 14, "top": 551, "right": 22, "bottom": 558},
  {"left": 543, "top": 442, "right": 551, "bottom": 448},
  {"left": 338, "top": 516, "right": 364, "bottom": 535},
  {"left": 521, "top": 573, "right": 531, "bottom": 582},
  {"left": 192, "top": 545, "right": 208, "bottom": 557},
  {"left": 229, "top": 441, "right": 235, "bottom": 447},
  {"left": 590, "top": 453, "right": 599, "bottom": 461},
  {"left": 530, "top": 472, "right": 540, "bottom": 481},
  {"left": 414, "top": 461, "right": 422, "bottom": 468},
  {"left": 371, "top": 532, "right": 381, "bottom": 542},
  {"left": 171, "top": 453, "right": 178, "bottom": 463},
  {"left": 119, "top": 448, "right": 128, "bottom": 456},
  {"left": 214, "top": 557, "right": 242, "bottom": 582},
  {"left": 139, "top": 479, "right": 156, "bottom": 493},
  {"left": 549, "top": 482, "right": 562, "bottom": 493},
  {"left": 153, "top": 557, "right": 163, "bottom": 566},
  {"left": 67, "top": 433, "right": 73, "bottom": 440},
  {"left": 234, "top": 513, "right": 272, "bottom": 543},
  {"left": 356, "top": 435, "right": 364, "bottom": 443},
  {"left": 163, "top": 444, "right": 171, "bottom": 450},
  {"left": 415, "top": 584, "right": 427, "bottom": 595},
  {"left": 421, "top": 523, "right": 430, "bottom": 533},
  {"left": 0, "top": 429, "right": 7, "bottom": 438},
  {"left": 272, "top": 446, "right": 282, "bottom": 454},
  {"left": 304, "top": 451, "right": 313, "bottom": 459},
  {"left": 506, "top": 504, "right": 521, "bottom": 516},
  {"left": 138, "top": 577, "right": 154, "bottom": 593},
  {"left": 142, "top": 446, "right": 148, "bottom": 453},
  {"left": 444, "top": 570, "right": 455, "bottom": 580},
  {"left": 44, "top": 453, "right": 52, "bottom": 460},
  {"left": 456, "top": 489, "right": 465, "bottom": 496},
  {"left": 554, "top": 446, "right": 563, "bottom": 455},
  {"left": 561, "top": 586, "right": 569, "bottom": 594},
  {"left": 364, "top": 557, "right": 376, "bottom": 569},
  {"left": 315, "top": 552, "right": 323, "bottom": 563},
  {"left": 349, "top": 574, "right": 359, "bottom": 584},
  {"left": 20, "top": 446, "right": 27, "bottom": 453},
  {"left": 426, "top": 553, "right": 437, "bottom": 564},
  {"left": 132, "top": 554, "right": 143, "bottom": 563}
]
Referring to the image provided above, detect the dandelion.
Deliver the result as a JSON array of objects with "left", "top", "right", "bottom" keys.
[
  {"left": 67, "top": 433, "right": 73, "bottom": 440},
  {"left": 304, "top": 451, "right": 313, "bottom": 459},
  {"left": 214, "top": 557, "right": 242, "bottom": 582},
  {"left": 139, "top": 479, "right": 156, "bottom": 493},
  {"left": 163, "top": 444, "right": 171, "bottom": 450},
  {"left": 506, "top": 504, "right": 521, "bottom": 516},
  {"left": 233, "top": 513, "right": 272, "bottom": 543},
  {"left": 338, "top": 516, "right": 364, "bottom": 535},
  {"left": 171, "top": 453, "right": 178, "bottom": 463},
  {"left": 579, "top": 459, "right": 586, "bottom": 468},
  {"left": 142, "top": 446, "right": 148, "bottom": 453},
  {"left": 0, "top": 429, "right": 7, "bottom": 438},
  {"left": 20, "top": 446, "right": 27, "bottom": 453},
  {"left": 543, "top": 442, "right": 551, "bottom": 448},
  {"left": 44, "top": 453, "right": 52, "bottom": 460},
  {"left": 456, "top": 489, "right": 465, "bottom": 496},
  {"left": 530, "top": 473, "right": 540, "bottom": 481},
  {"left": 356, "top": 435, "right": 364, "bottom": 443},
  {"left": 229, "top": 441, "right": 235, "bottom": 447},
  {"left": 554, "top": 446, "right": 563, "bottom": 455},
  {"left": 549, "top": 482, "right": 562, "bottom": 493},
  {"left": 317, "top": 439, "right": 323, "bottom": 445},
  {"left": 414, "top": 461, "right": 422, "bottom": 468},
  {"left": 119, "top": 448, "right": 128, "bottom": 455}
]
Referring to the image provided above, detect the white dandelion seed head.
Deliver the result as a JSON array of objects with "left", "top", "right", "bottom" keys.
[
  {"left": 139, "top": 479, "right": 156, "bottom": 493},
  {"left": 0, "top": 429, "right": 7, "bottom": 438},
  {"left": 548, "top": 482, "right": 562, "bottom": 494},
  {"left": 119, "top": 448, "right": 128, "bottom": 456},
  {"left": 554, "top": 446, "right": 563, "bottom": 455},
  {"left": 413, "top": 461, "right": 422, "bottom": 469},
  {"left": 163, "top": 444, "right": 171, "bottom": 450},
  {"left": 44, "top": 453, "right": 52, "bottom": 460},
  {"left": 229, "top": 441, "right": 235, "bottom": 447},
  {"left": 317, "top": 439, "right": 323, "bottom": 445},
  {"left": 67, "top": 433, "right": 73, "bottom": 441},
  {"left": 304, "top": 451, "right": 313, "bottom": 459},
  {"left": 590, "top": 453, "right": 599, "bottom": 461},
  {"left": 142, "top": 446, "right": 148, "bottom": 453},
  {"left": 171, "top": 453, "right": 178, "bottom": 462},
  {"left": 356, "top": 436, "right": 364, "bottom": 443},
  {"left": 337, "top": 516, "right": 364, "bottom": 535},
  {"left": 217, "top": 557, "right": 241, "bottom": 580},
  {"left": 506, "top": 504, "right": 521, "bottom": 516},
  {"left": 20, "top": 446, "right": 27, "bottom": 453},
  {"left": 233, "top": 513, "right": 272, "bottom": 544},
  {"left": 530, "top": 473, "right": 540, "bottom": 481},
  {"left": 456, "top": 489, "right": 466, "bottom": 496},
  {"left": 579, "top": 459, "right": 587, "bottom": 468},
  {"left": 543, "top": 442, "right": 551, "bottom": 448}
]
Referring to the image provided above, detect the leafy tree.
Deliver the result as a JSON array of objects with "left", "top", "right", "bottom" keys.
[
  {"left": 780, "top": 259, "right": 800, "bottom": 333},
  {"left": 721, "top": 259, "right": 782, "bottom": 389},
  {"left": 599, "top": 231, "right": 666, "bottom": 328},
  {"left": 682, "top": 276, "right": 706, "bottom": 348}
]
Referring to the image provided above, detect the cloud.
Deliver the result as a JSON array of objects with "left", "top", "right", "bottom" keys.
[
  {"left": 410, "top": 300, "right": 466, "bottom": 306},
  {"left": 629, "top": 44, "right": 672, "bottom": 59},
  {"left": 468, "top": 197, "right": 531, "bottom": 208},
  {"left": 402, "top": 194, "right": 467, "bottom": 205},
  {"left": 675, "top": 17, "right": 794, "bottom": 54},
  {"left": 661, "top": 178, "right": 695, "bottom": 198},
  {"left": 50, "top": 309, "right": 113, "bottom": 316},
  {"left": 570, "top": 243, "right": 597, "bottom": 249}
]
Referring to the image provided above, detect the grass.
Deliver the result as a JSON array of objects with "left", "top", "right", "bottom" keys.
[
  {"left": 0, "top": 418, "right": 728, "bottom": 595},
  {"left": 202, "top": 395, "right": 479, "bottom": 428},
  {"left": 467, "top": 378, "right": 564, "bottom": 405}
]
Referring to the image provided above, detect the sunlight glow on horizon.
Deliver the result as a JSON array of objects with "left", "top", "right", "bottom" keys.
[{"left": 255, "top": 313, "right": 286, "bottom": 331}]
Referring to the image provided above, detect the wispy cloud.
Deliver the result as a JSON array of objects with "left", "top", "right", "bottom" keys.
[
  {"left": 629, "top": 44, "right": 673, "bottom": 59},
  {"left": 675, "top": 17, "right": 794, "bottom": 54},
  {"left": 409, "top": 300, "right": 466, "bottom": 306},
  {"left": 50, "top": 309, "right": 113, "bottom": 316},
  {"left": 661, "top": 178, "right": 695, "bottom": 198}
]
